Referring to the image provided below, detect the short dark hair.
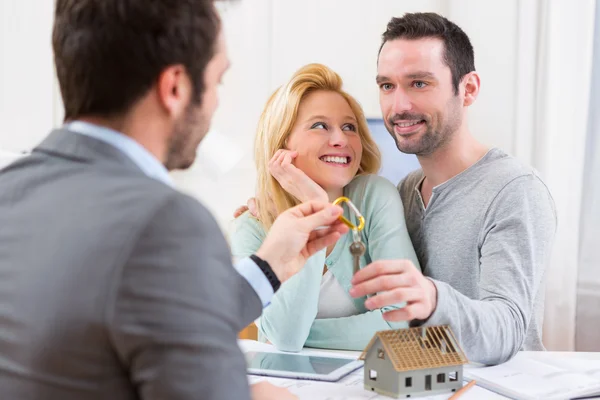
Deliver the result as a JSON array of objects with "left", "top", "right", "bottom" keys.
[
  {"left": 379, "top": 12, "right": 475, "bottom": 94},
  {"left": 53, "top": 0, "right": 220, "bottom": 120}
]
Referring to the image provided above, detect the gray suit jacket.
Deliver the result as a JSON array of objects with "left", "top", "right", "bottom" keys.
[{"left": 0, "top": 128, "right": 262, "bottom": 399}]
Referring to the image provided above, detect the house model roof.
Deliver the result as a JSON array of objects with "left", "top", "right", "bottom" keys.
[{"left": 358, "top": 325, "right": 468, "bottom": 372}]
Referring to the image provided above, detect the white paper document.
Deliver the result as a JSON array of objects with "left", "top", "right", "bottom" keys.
[{"left": 465, "top": 352, "right": 600, "bottom": 400}]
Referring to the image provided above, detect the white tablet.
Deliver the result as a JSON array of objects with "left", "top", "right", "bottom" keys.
[{"left": 245, "top": 351, "right": 363, "bottom": 382}]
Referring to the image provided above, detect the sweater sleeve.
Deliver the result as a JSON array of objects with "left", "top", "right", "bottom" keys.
[
  {"left": 230, "top": 212, "right": 325, "bottom": 352},
  {"left": 422, "top": 175, "right": 556, "bottom": 365}
]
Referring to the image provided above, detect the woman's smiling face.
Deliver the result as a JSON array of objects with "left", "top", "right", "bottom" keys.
[{"left": 285, "top": 90, "right": 363, "bottom": 193}]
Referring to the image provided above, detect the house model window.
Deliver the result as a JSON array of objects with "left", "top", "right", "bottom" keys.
[
  {"left": 377, "top": 348, "right": 385, "bottom": 359},
  {"left": 369, "top": 370, "right": 377, "bottom": 381}
]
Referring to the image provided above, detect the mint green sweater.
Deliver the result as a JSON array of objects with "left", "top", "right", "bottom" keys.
[{"left": 230, "top": 174, "right": 420, "bottom": 351}]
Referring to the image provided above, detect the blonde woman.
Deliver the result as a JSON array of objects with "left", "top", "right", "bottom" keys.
[{"left": 231, "top": 64, "right": 420, "bottom": 351}]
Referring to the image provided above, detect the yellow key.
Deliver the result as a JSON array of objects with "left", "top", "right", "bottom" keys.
[{"left": 332, "top": 196, "right": 365, "bottom": 232}]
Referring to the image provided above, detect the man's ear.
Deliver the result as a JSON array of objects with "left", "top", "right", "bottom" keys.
[
  {"left": 157, "top": 65, "right": 192, "bottom": 118},
  {"left": 462, "top": 71, "right": 480, "bottom": 107}
]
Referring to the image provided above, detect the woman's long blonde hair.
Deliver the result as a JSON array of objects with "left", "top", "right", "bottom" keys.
[{"left": 254, "top": 63, "right": 381, "bottom": 229}]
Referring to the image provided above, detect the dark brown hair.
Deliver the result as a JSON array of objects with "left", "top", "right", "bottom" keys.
[
  {"left": 53, "top": 0, "right": 220, "bottom": 120},
  {"left": 380, "top": 12, "right": 475, "bottom": 94}
]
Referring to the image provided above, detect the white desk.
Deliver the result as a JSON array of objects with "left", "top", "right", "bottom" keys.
[
  {"left": 240, "top": 340, "right": 600, "bottom": 400},
  {"left": 240, "top": 340, "right": 505, "bottom": 399}
]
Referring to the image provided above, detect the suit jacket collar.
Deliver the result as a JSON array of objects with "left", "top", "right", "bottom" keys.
[{"left": 34, "top": 127, "right": 144, "bottom": 175}]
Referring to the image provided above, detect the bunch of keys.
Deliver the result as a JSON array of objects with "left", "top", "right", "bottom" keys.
[{"left": 332, "top": 196, "right": 366, "bottom": 274}]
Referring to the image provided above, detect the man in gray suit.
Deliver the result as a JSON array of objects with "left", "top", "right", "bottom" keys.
[{"left": 0, "top": 1, "right": 348, "bottom": 399}]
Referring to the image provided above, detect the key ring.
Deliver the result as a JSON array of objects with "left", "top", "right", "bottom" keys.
[
  {"left": 352, "top": 228, "right": 361, "bottom": 242},
  {"left": 332, "top": 196, "right": 365, "bottom": 232}
]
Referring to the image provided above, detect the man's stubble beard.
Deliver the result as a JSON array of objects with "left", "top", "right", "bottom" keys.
[
  {"left": 386, "top": 96, "right": 462, "bottom": 157},
  {"left": 165, "top": 104, "right": 210, "bottom": 171}
]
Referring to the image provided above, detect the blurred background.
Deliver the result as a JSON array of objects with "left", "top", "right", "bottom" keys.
[{"left": 0, "top": 0, "right": 598, "bottom": 352}]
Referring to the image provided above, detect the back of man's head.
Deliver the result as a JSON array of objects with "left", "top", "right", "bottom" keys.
[
  {"left": 379, "top": 12, "right": 475, "bottom": 95},
  {"left": 53, "top": 0, "right": 220, "bottom": 121}
]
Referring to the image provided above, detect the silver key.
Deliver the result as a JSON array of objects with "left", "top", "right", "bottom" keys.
[{"left": 349, "top": 228, "right": 366, "bottom": 274}]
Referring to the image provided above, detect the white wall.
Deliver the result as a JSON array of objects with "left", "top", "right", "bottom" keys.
[
  {"left": 269, "top": 0, "right": 447, "bottom": 118},
  {"left": 576, "top": 0, "right": 600, "bottom": 351},
  {"left": 0, "top": 1, "right": 57, "bottom": 152}
]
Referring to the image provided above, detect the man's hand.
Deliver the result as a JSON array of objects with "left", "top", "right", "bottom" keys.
[
  {"left": 256, "top": 201, "right": 348, "bottom": 282},
  {"left": 251, "top": 382, "right": 298, "bottom": 400},
  {"left": 349, "top": 260, "right": 438, "bottom": 321},
  {"left": 269, "top": 149, "right": 328, "bottom": 203}
]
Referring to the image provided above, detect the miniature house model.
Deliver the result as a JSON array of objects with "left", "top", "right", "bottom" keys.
[{"left": 359, "top": 325, "right": 468, "bottom": 398}]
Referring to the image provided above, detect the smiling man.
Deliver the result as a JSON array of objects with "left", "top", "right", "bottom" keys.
[{"left": 350, "top": 13, "right": 557, "bottom": 365}]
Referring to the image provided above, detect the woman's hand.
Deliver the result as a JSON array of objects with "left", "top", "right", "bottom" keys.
[{"left": 269, "top": 150, "right": 328, "bottom": 203}]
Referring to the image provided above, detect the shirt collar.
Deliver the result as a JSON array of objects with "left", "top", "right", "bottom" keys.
[{"left": 65, "top": 121, "right": 173, "bottom": 187}]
